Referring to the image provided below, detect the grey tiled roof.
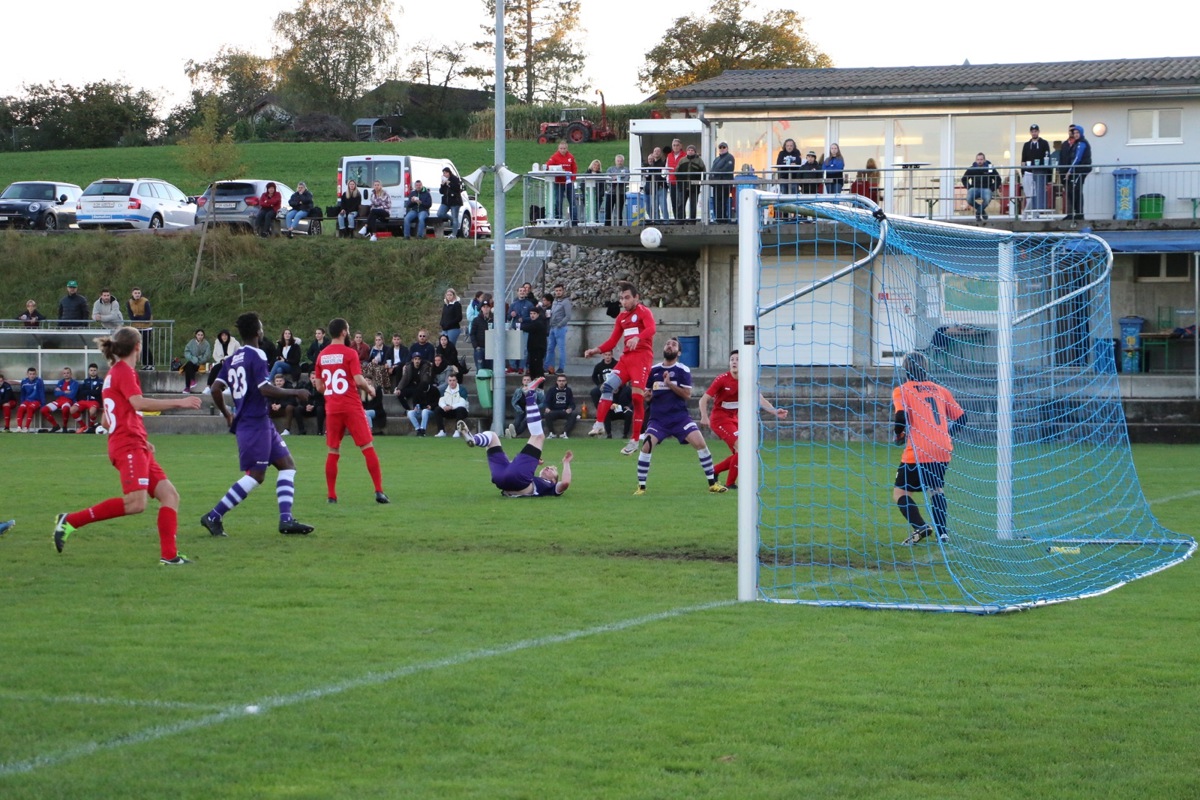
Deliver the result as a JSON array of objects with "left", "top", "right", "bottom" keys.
[{"left": 667, "top": 57, "right": 1200, "bottom": 102}]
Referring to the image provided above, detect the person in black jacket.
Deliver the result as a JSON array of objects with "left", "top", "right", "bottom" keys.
[
  {"left": 336, "top": 180, "right": 361, "bottom": 239},
  {"left": 436, "top": 168, "right": 464, "bottom": 238},
  {"left": 1020, "top": 124, "right": 1052, "bottom": 213},
  {"left": 520, "top": 304, "right": 549, "bottom": 381},
  {"left": 57, "top": 280, "right": 89, "bottom": 328},
  {"left": 440, "top": 288, "right": 464, "bottom": 346},
  {"left": 961, "top": 153, "right": 1002, "bottom": 221},
  {"left": 284, "top": 182, "right": 314, "bottom": 237},
  {"left": 469, "top": 300, "right": 493, "bottom": 371},
  {"left": 402, "top": 180, "right": 433, "bottom": 239},
  {"left": 1063, "top": 124, "right": 1092, "bottom": 220},
  {"left": 710, "top": 142, "right": 736, "bottom": 223}
]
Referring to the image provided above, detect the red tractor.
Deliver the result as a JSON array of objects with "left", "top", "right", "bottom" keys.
[{"left": 536, "top": 90, "right": 618, "bottom": 144}]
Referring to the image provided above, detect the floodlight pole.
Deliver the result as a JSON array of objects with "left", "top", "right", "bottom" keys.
[{"left": 490, "top": 0, "right": 508, "bottom": 434}]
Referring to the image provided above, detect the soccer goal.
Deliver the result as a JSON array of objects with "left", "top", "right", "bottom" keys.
[{"left": 736, "top": 190, "right": 1196, "bottom": 613}]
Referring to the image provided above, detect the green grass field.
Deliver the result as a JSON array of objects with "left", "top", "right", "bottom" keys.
[{"left": 0, "top": 434, "right": 1197, "bottom": 799}]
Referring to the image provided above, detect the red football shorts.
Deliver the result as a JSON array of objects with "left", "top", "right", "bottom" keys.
[{"left": 325, "top": 409, "right": 374, "bottom": 449}]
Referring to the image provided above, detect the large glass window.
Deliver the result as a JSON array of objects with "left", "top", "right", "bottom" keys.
[
  {"left": 834, "top": 119, "right": 886, "bottom": 179},
  {"left": 771, "top": 119, "right": 825, "bottom": 167},
  {"left": 714, "top": 120, "right": 771, "bottom": 175}
]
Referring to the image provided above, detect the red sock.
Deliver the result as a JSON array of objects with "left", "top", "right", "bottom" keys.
[
  {"left": 41, "top": 406, "right": 57, "bottom": 426},
  {"left": 2, "top": 404, "right": 11, "bottom": 428},
  {"left": 630, "top": 393, "right": 646, "bottom": 440},
  {"left": 595, "top": 397, "right": 612, "bottom": 423},
  {"left": 363, "top": 447, "right": 383, "bottom": 492},
  {"left": 325, "top": 453, "right": 341, "bottom": 499},
  {"left": 713, "top": 455, "right": 734, "bottom": 477},
  {"left": 157, "top": 507, "right": 178, "bottom": 560},
  {"left": 65, "top": 496, "right": 126, "bottom": 530},
  {"left": 727, "top": 453, "right": 739, "bottom": 488}
]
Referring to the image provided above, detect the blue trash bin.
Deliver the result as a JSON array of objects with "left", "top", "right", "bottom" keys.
[
  {"left": 679, "top": 336, "right": 700, "bottom": 368},
  {"left": 626, "top": 192, "right": 646, "bottom": 226},
  {"left": 1119, "top": 316, "right": 1145, "bottom": 373},
  {"left": 1113, "top": 168, "right": 1138, "bottom": 220}
]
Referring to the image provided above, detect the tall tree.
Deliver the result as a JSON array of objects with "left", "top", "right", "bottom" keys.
[
  {"left": 405, "top": 40, "right": 469, "bottom": 90},
  {"left": 639, "top": 0, "right": 832, "bottom": 95},
  {"left": 167, "top": 48, "right": 277, "bottom": 139},
  {"left": 465, "top": 0, "right": 587, "bottom": 104},
  {"left": 273, "top": 0, "right": 399, "bottom": 115}
]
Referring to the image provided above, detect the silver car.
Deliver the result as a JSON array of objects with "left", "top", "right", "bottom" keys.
[
  {"left": 195, "top": 179, "right": 323, "bottom": 236},
  {"left": 76, "top": 178, "right": 197, "bottom": 230}
]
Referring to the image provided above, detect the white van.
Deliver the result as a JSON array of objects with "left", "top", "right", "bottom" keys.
[{"left": 335, "top": 155, "right": 491, "bottom": 238}]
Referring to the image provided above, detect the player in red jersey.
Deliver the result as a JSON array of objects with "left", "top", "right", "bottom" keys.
[
  {"left": 698, "top": 350, "right": 788, "bottom": 490},
  {"left": 312, "top": 317, "right": 388, "bottom": 504},
  {"left": 583, "top": 280, "right": 657, "bottom": 455},
  {"left": 891, "top": 352, "right": 966, "bottom": 546},
  {"left": 53, "top": 327, "right": 202, "bottom": 564}
]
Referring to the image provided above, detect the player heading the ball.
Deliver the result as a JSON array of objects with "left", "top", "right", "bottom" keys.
[{"left": 583, "top": 280, "right": 656, "bottom": 456}]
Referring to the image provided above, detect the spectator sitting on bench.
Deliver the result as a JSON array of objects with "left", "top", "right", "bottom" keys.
[
  {"left": 268, "top": 374, "right": 297, "bottom": 435},
  {"left": 394, "top": 352, "right": 432, "bottom": 411},
  {"left": 284, "top": 181, "right": 314, "bottom": 237},
  {"left": 336, "top": 180, "right": 361, "bottom": 239},
  {"left": 0, "top": 371, "right": 16, "bottom": 432},
  {"left": 432, "top": 372, "right": 470, "bottom": 437},
  {"left": 182, "top": 328, "right": 211, "bottom": 393},
  {"left": 16, "top": 367, "right": 45, "bottom": 432},
  {"left": 255, "top": 182, "right": 282, "bottom": 237},
  {"left": 269, "top": 328, "right": 303, "bottom": 382},
  {"left": 542, "top": 373, "right": 580, "bottom": 439},
  {"left": 402, "top": 180, "right": 432, "bottom": 239},
  {"left": 364, "top": 180, "right": 391, "bottom": 240},
  {"left": 508, "top": 373, "right": 545, "bottom": 437},
  {"left": 40, "top": 366, "right": 79, "bottom": 432}
]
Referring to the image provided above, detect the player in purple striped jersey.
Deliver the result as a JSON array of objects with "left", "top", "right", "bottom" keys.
[
  {"left": 201, "top": 312, "right": 315, "bottom": 536},
  {"left": 634, "top": 337, "right": 727, "bottom": 495}
]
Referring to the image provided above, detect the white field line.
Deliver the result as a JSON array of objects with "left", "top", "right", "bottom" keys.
[
  {"left": 0, "top": 692, "right": 226, "bottom": 712},
  {"left": 0, "top": 599, "right": 736, "bottom": 777}
]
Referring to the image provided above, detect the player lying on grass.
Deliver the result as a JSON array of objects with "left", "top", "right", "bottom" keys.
[
  {"left": 54, "top": 327, "right": 202, "bottom": 565},
  {"left": 634, "top": 337, "right": 727, "bottom": 495},
  {"left": 458, "top": 377, "right": 572, "bottom": 498},
  {"left": 892, "top": 351, "right": 966, "bottom": 545},
  {"left": 201, "top": 312, "right": 315, "bottom": 537}
]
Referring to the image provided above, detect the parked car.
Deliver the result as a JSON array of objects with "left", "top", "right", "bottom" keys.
[
  {"left": 76, "top": 178, "right": 197, "bottom": 230},
  {"left": 335, "top": 155, "right": 492, "bottom": 238},
  {"left": 0, "top": 181, "right": 82, "bottom": 230},
  {"left": 195, "top": 179, "right": 323, "bottom": 236}
]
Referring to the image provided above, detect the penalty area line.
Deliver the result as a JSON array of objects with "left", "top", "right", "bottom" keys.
[
  {"left": 0, "top": 599, "right": 736, "bottom": 777},
  {"left": 0, "top": 691, "right": 227, "bottom": 712}
]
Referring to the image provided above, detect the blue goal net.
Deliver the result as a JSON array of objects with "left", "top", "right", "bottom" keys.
[{"left": 735, "top": 191, "right": 1196, "bottom": 613}]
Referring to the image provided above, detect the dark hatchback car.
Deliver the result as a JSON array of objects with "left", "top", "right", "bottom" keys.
[
  {"left": 195, "top": 179, "right": 323, "bottom": 236},
  {"left": 0, "top": 181, "right": 82, "bottom": 230}
]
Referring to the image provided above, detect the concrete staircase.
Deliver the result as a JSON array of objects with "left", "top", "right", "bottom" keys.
[{"left": 464, "top": 244, "right": 528, "bottom": 301}]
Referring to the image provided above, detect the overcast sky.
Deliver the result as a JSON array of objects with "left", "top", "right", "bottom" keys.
[{"left": 6, "top": 1, "right": 1199, "bottom": 112}]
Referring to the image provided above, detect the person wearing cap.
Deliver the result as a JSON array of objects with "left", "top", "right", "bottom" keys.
[
  {"left": 57, "top": 281, "right": 89, "bottom": 328},
  {"left": 710, "top": 142, "right": 736, "bottom": 223},
  {"left": 284, "top": 181, "right": 314, "bottom": 236},
  {"left": 255, "top": 181, "right": 282, "bottom": 237},
  {"left": 1021, "top": 124, "right": 1052, "bottom": 213},
  {"left": 798, "top": 149, "right": 823, "bottom": 195},
  {"left": 393, "top": 351, "right": 432, "bottom": 412},
  {"left": 674, "top": 143, "right": 706, "bottom": 221},
  {"left": 1062, "top": 124, "right": 1092, "bottom": 220}
]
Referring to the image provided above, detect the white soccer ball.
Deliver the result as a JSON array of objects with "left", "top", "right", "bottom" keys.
[
  {"left": 640, "top": 226, "right": 663, "bottom": 249},
  {"left": 95, "top": 426, "right": 107, "bottom": 435}
]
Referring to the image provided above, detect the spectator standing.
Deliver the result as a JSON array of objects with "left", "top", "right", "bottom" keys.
[
  {"left": 364, "top": 180, "right": 391, "bottom": 240},
  {"left": 126, "top": 287, "right": 153, "bottom": 369},
  {"left": 1020, "top": 124, "right": 1052, "bottom": 213},
  {"left": 546, "top": 283, "right": 572, "bottom": 375},
  {"left": 775, "top": 138, "right": 802, "bottom": 195},
  {"left": 542, "top": 374, "right": 579, "bottom": 438},
  {"left": 255, "top": 182, "right": 282, "bottom": 237},
  {"left": 665, "top": 139, "right": 686, "bottom": 219},
  {"left": 336, "top": 180, "right": 361, "bottom": 238},
  {"left": 521, "top": 304, "right": 549, "bottom": 380},
  {"left": 798, "top": 150, "right": 823, "bottom": 195},
  {"left": 57, "top": 280, "right": 89, "bottom": 328},
  {"left": 19, "top": 299, "right": 46, "bottom": 328},
  {"left": 182, "top": 328, "right": 211, "bottom": 393},
  {"left": 506, "top": 285, "right": 535, "bottom": 374},
  {"left": 436, "top": 168, "right": 465, "bottom": 237},
  {"left": 1063, "top": 123, "right": 1092, "bottom": 221},
  {"left": 823, "top": 143, "right": 846, "bottom": 195},
  {"left": 545, "top": 141, "right": 579, "bottom": 225},
  {"left": 91, "top": 288, "right": 124, "bottom": 327},
  {"left": 469, "top": 299, "right": 494, "bottom": 371},
  {"left": 465, "top": 291, "right": 485, "bottom": 332},
  {"left": 440, "top": 288, "right": 464, "bottom": 346},
  {"left": 710, "top": 142, "right": 736, "bottom": 223},
  {"left": 402, "top": 180, "right": 432, "bottom": 239},
  {"left": 283, "top": 181, "right": 314, "bottom": 237},
  {"left": 432, "top": 372, "right": 470, "bottom": 436},
  {"left": 962, "top": 153, "right": 1002, "bottom": 221},
  {"left": 675, "top": 144, "right": 706, "bottom": 220},
  {"left": 644, "top": 147, "right": 669, "bottom": 222},
  {"left": 605, "top": 154, "right": 629, "bottom": 226}
]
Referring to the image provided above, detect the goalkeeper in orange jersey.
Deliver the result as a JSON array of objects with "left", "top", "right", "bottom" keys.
[{"left": 891, "top": 352, "right": 966, "bottom": 545}]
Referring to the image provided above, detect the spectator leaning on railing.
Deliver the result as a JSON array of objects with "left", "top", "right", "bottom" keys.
[
  {"left": 19, "top": 299, "right": 46, "bottom": 328},
  {"left": 710, "top": 143, "right": 735, "bottom": 223},
  {"left": 605, "top": 155, "right": 629, "bottom": 226},
  {"left": 92, "top": 288, "right": 123, "bottom": 328}
]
